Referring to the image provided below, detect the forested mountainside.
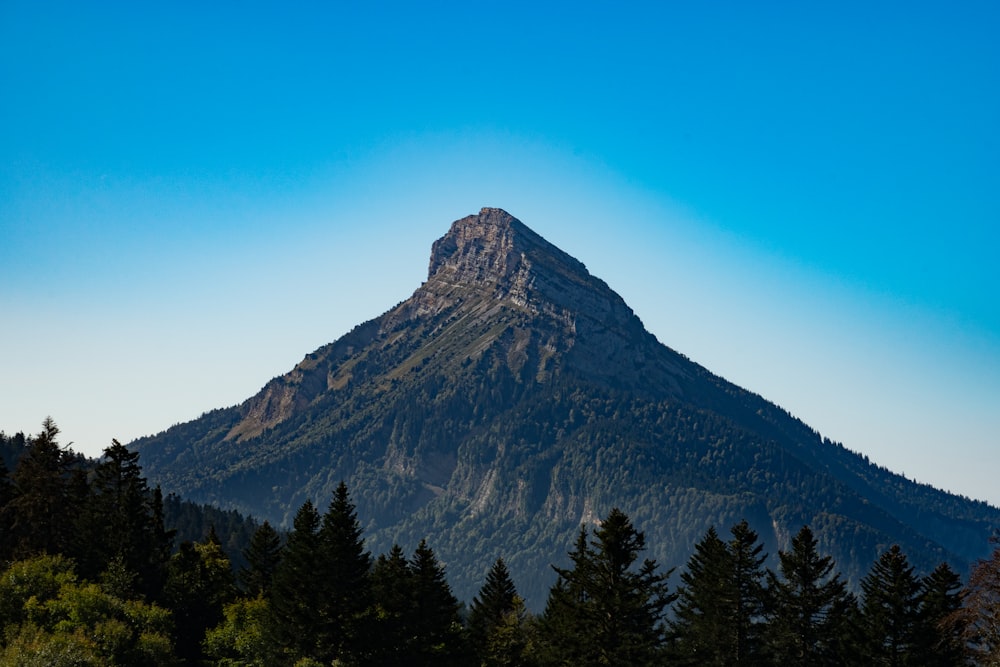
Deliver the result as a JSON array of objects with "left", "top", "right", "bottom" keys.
[
  {"left": 6, "top": 420, "right": 996, "bottom": 665},
  {"left": 131, "top": 208, "right": 1000, "bottom": 607}
]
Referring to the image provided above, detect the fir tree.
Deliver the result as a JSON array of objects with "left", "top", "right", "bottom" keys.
[
  {"left": 539, "top": 508, "right": 674, "bottom": 666},
  {"left": 859, "top": 544, "right": 921, "bottom": 666},
  {"left": 316, "top": 481, "right": 373, "bottom": 664},
  {"left": 75, "top": 440, "right": 160, "bottom": 596},
  {"left": 269, "top": 499, "right": 323, "bottom": 662},
  {"left": 0, "top": 454, "right": 15, "bottom": 563},
  {"left": 164, "top": 529, "right": 237, "bottom": 663},
  {"left": 469, "top": 557, "right": 528, "bottom": 666},
  {"left": 370, "top": 544, "right": 416, "bottom": 665},
  {"left": 408, "top": 538, "right": 467, "bottom": 666},
  {"left": 669, "top": 521, "right": 767, "bottom": 665},
  {"left": 5, "top": 418, "right": 73, "bottom": 558},
  {"left": 764, "top": 525, "right": 857, "bottom": 666},
  {"left": 915, "top": 562, "right": 967, "bottom": 666},
  {"left": 670, "top": 526, "right": 733, "bottom": 665},
  {"left": 239, "top": 519, "right": 283, "bottom": 597}
]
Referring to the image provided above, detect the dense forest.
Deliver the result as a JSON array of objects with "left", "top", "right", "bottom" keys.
[{"left": 2, "top": 420, "right": 999, "bottom": 665}]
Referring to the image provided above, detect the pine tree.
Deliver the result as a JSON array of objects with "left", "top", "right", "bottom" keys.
[
  {"left": 539, "top": 508, "right": 674, "bottom": 666},
  {"left": 729, "top": 519, "right": 769, "bottom": 663},
  {"left": 164, "top": 529, "right": 237, "bottom": 663},
  {"left": 859, "top": 544, "right": 921, "bottom": 666},
  {"left": 370, "top": 543, "right": 416, "bottom": 665},
  {"left": 0, "top": 454, "right": 15, "bottom": 563},
  {"left": 669, "top": 521, "right": 767, "bottom": 665},
  {"left": 75, "top": 440, "right": 159, "bottom": 595},
  {"left": 315, "top": 481, "right": 373, "bottom": 664},
  {"left": 240, "top": 519, "right": 283, "bottom": 597},
  {"left": 469, "top": 557, "right": 528, "bottom": 666},
  {"left": 408, "top": 538, "right": 468, "bottom": 666},
  {"left": 764, "top": 525, "right": 857, "bottom": 666},
  {"left": 670, "top": 526, "right": 733, "bottom": 665},
  {"left": 915, "top": 562, "right": 967, "bottom": 666},
  {"left": 5, "top": 418, "right": 73, "bottom": 558},
  {"left": 269, "top": 499, "right": 323, "bottom": 662}
]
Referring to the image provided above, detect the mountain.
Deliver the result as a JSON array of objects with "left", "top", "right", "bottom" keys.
[{"left": 131, "top": 207, "right": 999, "bottom": 608}]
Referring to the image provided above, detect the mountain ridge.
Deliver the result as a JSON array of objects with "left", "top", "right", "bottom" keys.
[{"left": 131, "top": 207, "right": 999, "bottom": 607}]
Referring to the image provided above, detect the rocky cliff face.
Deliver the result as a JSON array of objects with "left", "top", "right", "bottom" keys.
[{"left": 232, "top": 208, "right": 686, "bottom": 441}]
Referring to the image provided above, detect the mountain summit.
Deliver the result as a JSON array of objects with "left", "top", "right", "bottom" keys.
[{"left": 132, "top": 208, "right": 999, "bottom": 606}]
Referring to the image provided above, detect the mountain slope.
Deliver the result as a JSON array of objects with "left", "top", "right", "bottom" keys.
[{"left": 132, "top": 208, "right": 999, "bottom": 607}]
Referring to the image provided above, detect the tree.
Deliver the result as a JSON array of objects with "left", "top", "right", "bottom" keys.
[
  {"left": 670, "top": 526, "right": 733, "bottom": 665},
  {"left": 269, "top": 500, "right": 323, "bottom": 662},
  {"left": 469, "top": 557, "right": 529, "bottom": 666},
  {"left": 203, "top": 595, "right": 277, "bottom": 667},
  {"left": 239, "top": 520, "right": 283, "bottom": 597},
  {"left": 538, "top": 508, "right": 674, "bottom": 666},
  {"left": 954, "top": 539, "right": 1000, "bottom": 664},
  {"left": 0, "top": 453, "right": 14, "bottom": 562},
  {"left": 669, "top": 521, "right": 768, "bottom": 665},
  {"left": 915, "top": 562, "right": 967, "bottom": 666},
  {"left": 75, "top": 440, "right": 165, "bottom": 599},
  {"left": 0, "top": 554, "right": 176, "bottom": 666},
  {"left": 408, "top": 538, "right": 468, "bottom": 666},
  {"left": 764, "top": 525, "right": 857, "bottom": 666},
  {"left": 5, "top": 418, "right": 74, "bottom": 558},
  {"left": 315, "top": 481, "right": 373, "bottom": 664},
  {"left": 164, "top": 529, "right": 237, "bottom": 663},
  {"left": 369, "top": 543, "right": 416, "bottom": 665},
  {"left": 859, "top": 544, "right": 921, "bottom": 665}
]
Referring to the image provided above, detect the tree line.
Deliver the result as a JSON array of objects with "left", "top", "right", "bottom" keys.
[{"left": 2, "top": 419, "right": 1000, "bottom": 665}]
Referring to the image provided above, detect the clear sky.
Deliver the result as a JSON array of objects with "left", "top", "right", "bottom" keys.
[{"left": 2, "top": 2, "right": 998, "bottom": 504}]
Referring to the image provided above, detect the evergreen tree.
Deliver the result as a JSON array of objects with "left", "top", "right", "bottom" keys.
[
  {"left": 669, "top": 521, "right": 767, "bottom": 665},
  {"left": 269, "top": 499, "right": 323, "bottom": 662},
  {"left": 408, "top": 538, "right": 468, "bottom": 666},
  {"left": 670, "top": 526, "right": 733, "bottom": 665},
  {"left": 316, "top": 481, "right": 373, "bottom": 664},
  {"left": 538, "top": 508, "right": 674, "bottom": 666},
  {"left": 75, "top": 440, "right": 162, "bottom": 597},
  {"left": 239, "top": 519, "right": 283, "bottom": 597},
  {"left": 915, "top": 562, "right": 967, "bottom": 666},
  {"left": 469, "top": 557, "right": 528, "bottom": 666},
  {"left": 163, "top": 529, "right": 237, "bottom": 663},
  {"left": 764, "top": 525, "right": 857, "bottom": 666},
  {"left": 0, "top": 454, "right": 15, "bottom": 563},
  {"left": 859, "top": 544, "right": 921, "bottom": 666},
  {"left": 370, "top": 544, "right": 416, "bottom": 665},
  {"left": 729, "top": 519, "right": 769, "bottom": 663},
  {"left": 5, "top": 418, "right": 73, "bottom": 558}
]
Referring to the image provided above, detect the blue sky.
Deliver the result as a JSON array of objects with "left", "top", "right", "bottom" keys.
[{"left": 2, "top": 2, "right": 998, "bottom": 504}]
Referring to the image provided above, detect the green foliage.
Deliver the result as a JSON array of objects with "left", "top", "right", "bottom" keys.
[
  {"left": 203, "top": 595, "right": 275, "bottom": 666},
  {"left": 5, "top": 418, "right": 75, "bottom": 559},
  {"left": 536, "top": 508, "right": 674, "bottom": 666},
  {"left": 239, "top": 520, "right": 283, "bottom": 597},
  {"left": 764, "top": 525, "right": 857, "bottom": 666},
  {"left": 915, "top": 562, "right": 967, "bottom": 666},
  {"left": 669, "top": 521, "right": 769, "bottom": 665},
  {"left": 406, "top": 539, "right": 468, "bottom": 666},
  {"left": 468, "top": 557, "right": 524, "bottom": 664},
  {"left": 164, "top": 532, "right": 236, "bottom": 663},
  {"left": 0, "top": 555, "right": 175, "bottom": 666},
  {"left": 860, "top": 544, "right": 921, "bottom": 665}
]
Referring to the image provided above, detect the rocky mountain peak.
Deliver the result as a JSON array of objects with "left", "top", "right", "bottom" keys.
[{"left": 426, "top": 207, "right": 588, "bottom": 295}]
